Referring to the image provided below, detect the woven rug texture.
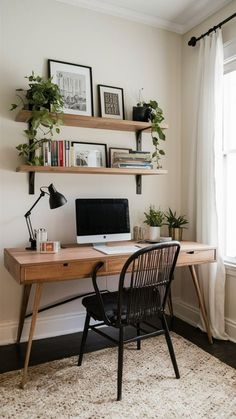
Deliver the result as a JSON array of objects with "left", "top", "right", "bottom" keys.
[{"left": 0, "top": 333, "right": 235, "bottom": 418}]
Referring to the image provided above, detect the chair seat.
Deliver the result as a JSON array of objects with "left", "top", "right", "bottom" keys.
[
  {"left": 82, "top": 287, "right": 161, "bottom": 325},
  {"left": 82, "top": 291, "right": 126, "bottom": 324}
]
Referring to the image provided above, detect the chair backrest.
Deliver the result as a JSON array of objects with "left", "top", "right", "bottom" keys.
[{"left": 117, "top": 242, "right": 180, "bottom": 325}]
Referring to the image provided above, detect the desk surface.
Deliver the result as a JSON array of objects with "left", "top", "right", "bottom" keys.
[{"left": 4, "top": 241, "right": 216, "bottom": 285}]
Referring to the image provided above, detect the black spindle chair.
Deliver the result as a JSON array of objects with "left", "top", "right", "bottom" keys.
[{"left": 78, "top": 241, "right": 181, "bottom": 401}]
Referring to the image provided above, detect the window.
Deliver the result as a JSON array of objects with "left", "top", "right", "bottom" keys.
[{"left": 223, "top": 45, "right": 236, "bottom": 260}]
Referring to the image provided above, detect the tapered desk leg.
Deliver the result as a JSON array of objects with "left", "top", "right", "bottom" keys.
[
  {"left": 17, "top": 284, "right": 32, "bottom": 343},
  {"left": 21, "top": 283, "right": 43, "bottom": 389},
  {"left": 188, "top": 265, "right": 213, "bottom": 344}
]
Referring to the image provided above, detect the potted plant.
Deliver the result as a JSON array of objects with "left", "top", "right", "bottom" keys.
[
  {"left": 10, "top": 72, "right": 64, "bottom": 165},
  {"left": 133, "top": 99, "right": 166, "bottom": 169},
  {"left": 144, "top": 205, "right": 165, "bottom": 241},
  {"left": 165, "top": 208, "right": 189, "bottom": 241}
]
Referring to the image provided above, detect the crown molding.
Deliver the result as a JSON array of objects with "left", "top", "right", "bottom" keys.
[
  {"left": 55, "top": 0, "right": 183, "bottom": 33},
  {"left": 181, "top": 0, "right": 232, "bottom": 34}
]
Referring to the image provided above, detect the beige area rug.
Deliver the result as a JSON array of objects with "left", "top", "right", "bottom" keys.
[{"left": 0, "top": 334, "right": 235, "bottom": 419}]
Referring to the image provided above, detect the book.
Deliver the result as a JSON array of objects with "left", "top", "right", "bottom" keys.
[
  {"left": 113, "top": 151, "right": 151, "bottom": 160},
  {"left": 43, "top": 141, "right": 51, "bottom": 166},
  {"left": 113, "top": 162, "right": 153, "bottom": 169},
  {"left": 65, "top": 140, "right": 70, "bottom": 167},
  {"left": 51, "top": 141, "right": 58, "bottom": 166},
  {"left": 58, "top": 140, "right": 64, "bottom": 166}
]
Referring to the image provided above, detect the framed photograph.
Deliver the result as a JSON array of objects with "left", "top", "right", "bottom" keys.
[
  {"left": 72, "top": 141, "right": 107, "bottom": 167},
  {"left": 98, "top": 84, "right": 125, "bottom": 120},
  {"left": 109, "top": 147, "right": 131, "bottom": 167},
  {"left": 48, "top": 59, "right": 94, "bottom": 116}
]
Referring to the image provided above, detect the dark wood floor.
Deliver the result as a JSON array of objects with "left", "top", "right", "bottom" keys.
[{"left": 0, "top": 316, "right": 235, "bottom": 374}]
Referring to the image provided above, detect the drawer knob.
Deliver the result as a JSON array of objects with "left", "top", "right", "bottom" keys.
[
  {"left": 63, "top": 263, "right": 69, "bottom": 267},
  {"left": 186, "top": 251, "right": 194, "bottom": 254}
]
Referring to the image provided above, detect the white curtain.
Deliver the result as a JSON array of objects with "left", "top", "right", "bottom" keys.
[{"left": 190, "top": 29, "right": 228, "bottom": 339}]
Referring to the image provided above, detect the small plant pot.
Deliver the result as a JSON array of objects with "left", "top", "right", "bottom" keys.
[
  {"left": 148, "top": 226, "right": 161, "bottom": 242},
  {"left": 169, "top": 227, "right": 183, "bottom": 241},
  {"left": 132, "top": 106, "right": 151, "bottom": 122}
]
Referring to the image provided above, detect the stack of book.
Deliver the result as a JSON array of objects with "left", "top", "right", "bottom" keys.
[
  {"left": 42, "top": 140, "right": 72, "bottom": 167},
  {"left": 112, "top": 150, "right": 153, "bottom": 169}
]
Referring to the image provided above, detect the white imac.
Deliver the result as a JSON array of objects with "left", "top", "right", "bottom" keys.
[{"left": 75, "top": 198, "right": 131, "bottom": 246}]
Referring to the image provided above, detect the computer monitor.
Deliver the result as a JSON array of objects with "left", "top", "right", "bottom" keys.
[{"left": 75, "top": 198, "right": 131, "bottom": 245}]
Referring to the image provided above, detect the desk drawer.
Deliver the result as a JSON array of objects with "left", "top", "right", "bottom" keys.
[
  {"left": 178, "top": 249, "right": 216, "bottom": 266},
  {"left": 22, "top": 260, "right": 107, "bottom": 283},
  {"left": 107, "top": 257, "right": 129, "bottom": 274}
]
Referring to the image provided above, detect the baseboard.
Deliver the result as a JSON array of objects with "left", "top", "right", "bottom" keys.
[
  {"left": 225, "top": 317, "right": 236, "bottom": 343},
  {"left": 0, "top": 311, "right": 86, "bottom": 345},
  {"left": 1, "top": 301, "right": 236, "bottom": 345},
  {"left": 173, "top": 297, "right": 200, "bottom": 327},
  {"left": 173, "top": 297, "right": 236, "bottom": 343}
]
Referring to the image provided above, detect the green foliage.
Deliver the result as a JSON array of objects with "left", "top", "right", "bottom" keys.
[
  {"left": 137, "top": 100, "right": 166, "bottom": 169},
  {"left": 165, "top": 208, "right": 189, "bottom": 228},
  {"left": 10, "top": 72, "right": 64, "bottom": 165},
  {"left": 144, "top": 206, "right": 165, "bottom": 227}
]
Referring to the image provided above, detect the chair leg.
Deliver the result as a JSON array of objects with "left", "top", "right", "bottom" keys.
[
  {"left": 117, "top": 327, "right": 124, "bottom": 401},
  {"left": 137, "top": 322, "right": 141, "bottom": 350},
  {"left": 161, "top": 313, "right": 180, "bottom": 379},
  {"left": 78, "top": 313, "right": 90, "bottom": 366}
]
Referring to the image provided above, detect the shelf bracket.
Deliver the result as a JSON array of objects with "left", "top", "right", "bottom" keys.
[
  {"left": 136, "top": 130, "right": 142, "bottom": 151},
  {"left": 29, "top": 172, "right": 35, "bottom": 195},
  {"left": 136, "top": 130, "right": 143, "bottom": 194},
  {"left": 136, "top": 175, "right": 142, "bottom": 194}
]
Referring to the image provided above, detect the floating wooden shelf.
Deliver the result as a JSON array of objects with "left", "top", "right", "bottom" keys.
[
  {"left": 16, "top": 165, "right": 167, "bottom": 176},
  {"left": 16, "top": 110, "right": 168, "bottom": 132},
  {"left": 15, "top": 110, "right": 155, "bottom": 132}
]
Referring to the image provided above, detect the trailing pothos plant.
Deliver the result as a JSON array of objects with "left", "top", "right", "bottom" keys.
[
  {"left": 137, "top": 100, "right": 166, "bottom": 169},
  {"left": 10, "top": 72, "right": 64, "bottom": 165}
]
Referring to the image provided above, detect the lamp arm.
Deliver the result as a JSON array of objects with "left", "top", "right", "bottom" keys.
[
  {"left": 24, "top": 191, "right": 46, "bottom": 247},
  {"left": 25, "top": 214, "right": 35, "bottom": 242},
  {"left": 24, "top": 191, "right": 45, "bottom": 218}
]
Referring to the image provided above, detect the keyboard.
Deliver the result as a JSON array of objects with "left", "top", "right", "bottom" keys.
[{"left": 93, "top": 245, "right": 140, "bottom": 255}]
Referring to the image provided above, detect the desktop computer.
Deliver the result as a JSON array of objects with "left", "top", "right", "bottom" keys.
[{"left": 75, "top": 198, "right": 139, "bottom": 254}]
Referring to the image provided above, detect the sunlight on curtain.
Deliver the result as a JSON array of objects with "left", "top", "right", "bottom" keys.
[
  {"left": 223, "top": 70, "right": 236, "bottom": 257},
  {"left": 191, "top": 29, "right": 228, "bottom": 340}
]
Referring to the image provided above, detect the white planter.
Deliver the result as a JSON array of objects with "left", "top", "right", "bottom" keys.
[{"left": 148, "top": 226, "right": 161, "bottom": 242}]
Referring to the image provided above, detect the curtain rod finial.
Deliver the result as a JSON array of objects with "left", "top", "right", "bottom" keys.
[{"left": 188, "top": 36, "right": 197, "bottom": 47}]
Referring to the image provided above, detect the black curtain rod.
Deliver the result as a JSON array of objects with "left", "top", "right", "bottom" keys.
[{"left": 188, "top": 12, "right": 236, "bottom": 47}]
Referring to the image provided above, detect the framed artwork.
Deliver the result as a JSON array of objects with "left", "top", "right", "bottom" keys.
[
  {"left": 72, "top": 141, "right": 107, "bottom": 167},
  {"left": 48, "top": 59, "right": 94, "bottom": 116},
  {"left": 109, "top": 147, "right": 131, "bottom": 167},
  {"left": 98, "top": 84, "right": 125, "bottom": 119}
]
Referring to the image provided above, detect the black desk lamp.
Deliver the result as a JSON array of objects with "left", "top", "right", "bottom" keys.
[{"left": 24, "top": 183, "right": 67, "bottom": 250}]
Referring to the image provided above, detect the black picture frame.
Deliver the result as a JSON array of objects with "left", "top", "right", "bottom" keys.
[
  {"left": 48, "top": 59, "right": 94, "bottom": 116},
  {"left": 109, "top": 147, "right": 131, "bottom": 168},
  {"left": 72, "top": 141, "right": 107, "bottom": 167},
  {"left": 98, "top": 84, "right": 125, "bottom": 120}
]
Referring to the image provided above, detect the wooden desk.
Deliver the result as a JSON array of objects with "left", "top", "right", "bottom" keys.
[{"left": 4, "top": 241, "right": 216, "bottom": 387}]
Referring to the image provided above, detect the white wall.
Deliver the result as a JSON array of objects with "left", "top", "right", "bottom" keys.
[
  {"left": 0, "top": 0, "right": 182, "bottom": 343},
  {"left": 178, "top": 0, "right": 236, "bottom": 342}
]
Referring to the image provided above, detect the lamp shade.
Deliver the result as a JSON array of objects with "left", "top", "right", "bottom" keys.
[{"left": 48, "top": 183, "right": 67, "bottom": 209}]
